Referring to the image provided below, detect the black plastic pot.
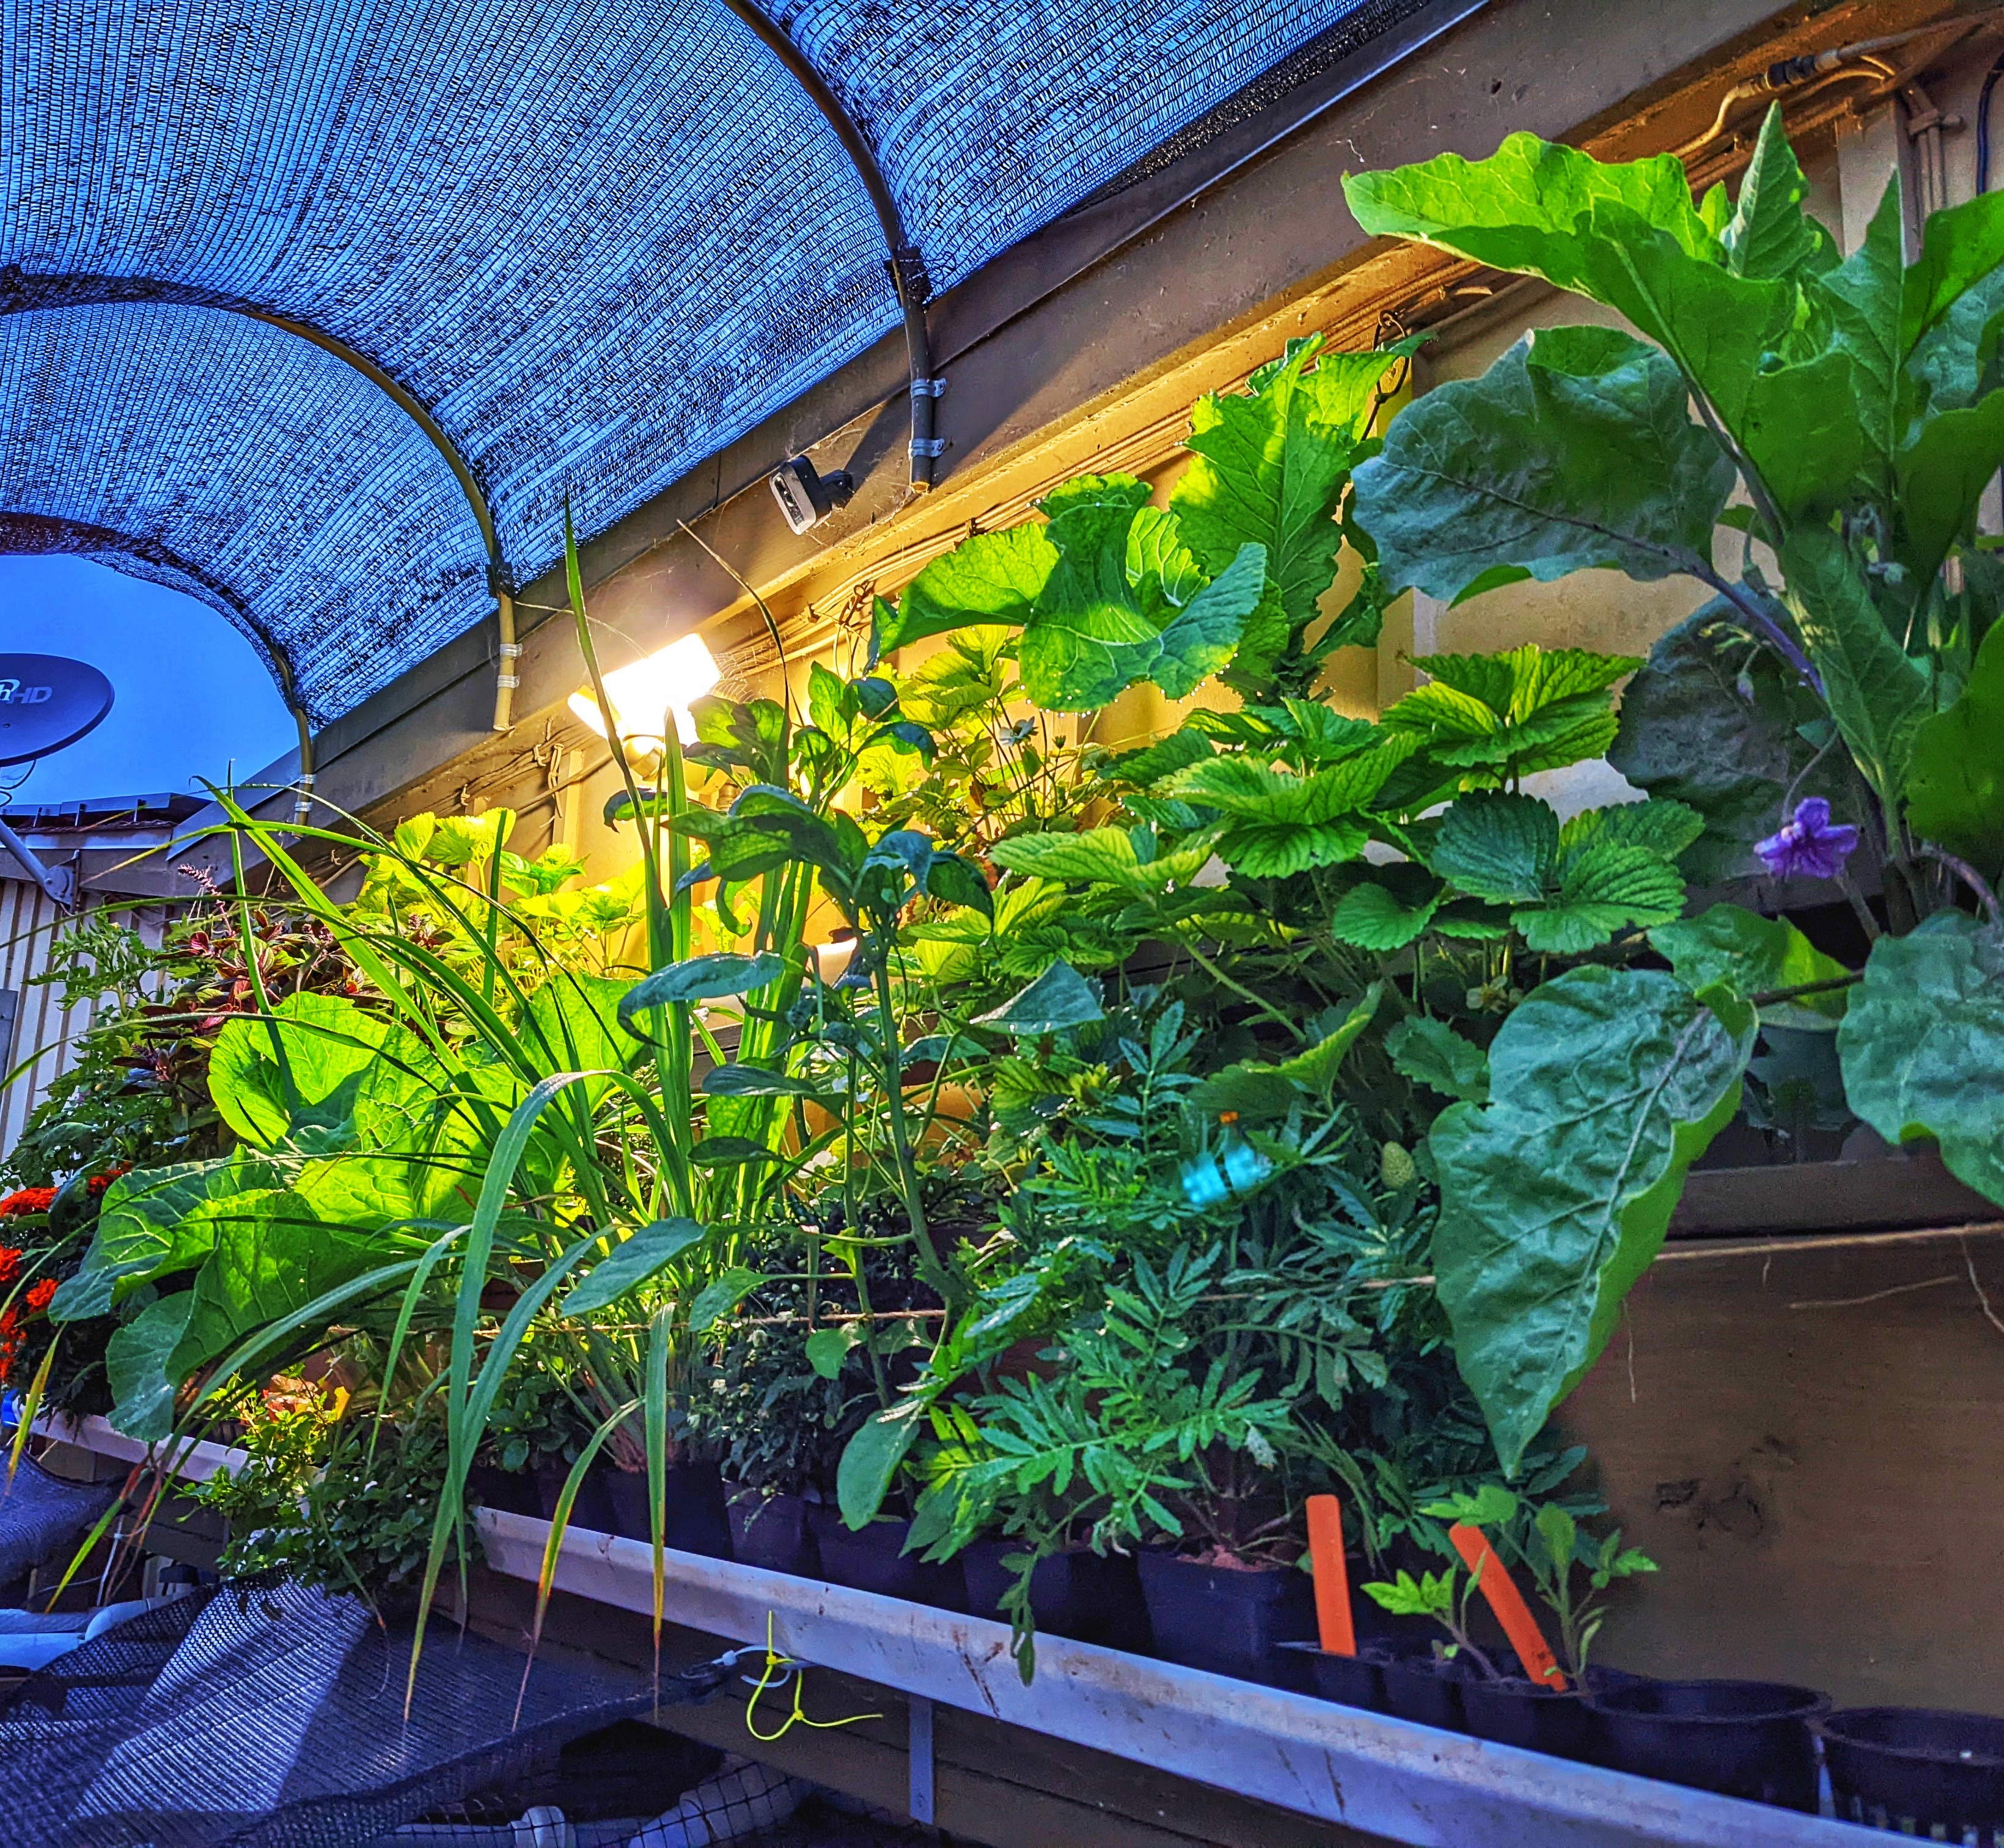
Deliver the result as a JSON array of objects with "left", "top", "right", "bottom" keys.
[
  {"left": 961, "top": 1542, "right": 1153, "bottom": 1652},
  {"left": 1588, "top": 1678, "right": 1830, "bottom": 1811},
  {"left": 1275, "top": 1643, "right": 1384, "bottom": 1712},
  {"left": 807, "top": 1505, "right": 966, "bottom": 1612},
  {"left": 601, "top": 1459, "right": 735, "bottom": 1559},
  {"left": 1459, "top": 1675, "right": 1598, "bottom": 1761},
  {"left": 535, "top": 1458, "right": 618, "bottom": 1537},
  {"left": 725, "top": 1487, "right": 818, "bottom": 1576},
  {"left": 1135, "top": 1553, "right": 1316, "bottom": 1688},
  {"left": 1371, "top": 1648, "right": 1469, "bottom": 1733},
  {"left": 1815, "top": 1707, "right": 2004, "bottom": 1841},
  {"left": 468, "top": 1462, "right": 541, "bottom": 1517}
]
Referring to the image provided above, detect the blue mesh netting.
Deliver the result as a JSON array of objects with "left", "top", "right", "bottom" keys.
[{"left": 0, "top": 0, "right": 1412, "bottom": 725}]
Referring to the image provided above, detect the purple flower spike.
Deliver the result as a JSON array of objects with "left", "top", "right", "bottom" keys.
[{"left": 1755, "top": 798, "right": 1859, "bottom": 882}]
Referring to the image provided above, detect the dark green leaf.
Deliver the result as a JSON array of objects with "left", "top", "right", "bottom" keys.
[
  {"left": 1906, "top": 617, "right": 2004, "bottom": 873},
  {"left": 1431, "top": 791, "right": 1558, "bottom": 903},
  {"left": 1651, "top": 903, "right": 1852, "bottom": 1029},
  {"left": 689, "top": 1267, "right": 763, "bottom": 1334},
  {"left": 975, "top": 961, "right": 1104, "bottom": 1034},
  {"left": 619, "top": 952, "right": 787, "bottom": 1034},
  {"left": 837, "top": 1404, "right": 924, "bottom": 1528},
  {"left": 1838, "top": 912, "right": 2004, "bottom": 1204},
  {"left": 1431, "top": 967, "right": 1755, "bottom": 1472},
  {"left": 105, "top": 1293, "right": 196, "bottom": 1442},
  {"left": 564, "top": 1217, "right": 708, "bottom": 1315},
  {"left": 1386, "top": 1016, "right": 1490, "bottom": 1103},
  {"left": 1354, "top": 326, "right": 1734, "bottom": 603}
]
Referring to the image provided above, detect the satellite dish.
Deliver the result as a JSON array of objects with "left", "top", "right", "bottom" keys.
[{"left": 0, "top": 654, "right": 114, "bottom": 768}]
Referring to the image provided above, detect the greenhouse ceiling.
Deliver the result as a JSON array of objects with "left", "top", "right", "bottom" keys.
[{"left": 0, "top": 0, "right": 1438, "bottom": 727}]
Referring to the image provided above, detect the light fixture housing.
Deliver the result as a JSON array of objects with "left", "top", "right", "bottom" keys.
[
  {"left": 568, "top": 632, "right": 721, "bottom": 750},
  {"left": 769, "top": 456, "right": 856, "bottom": 535}
]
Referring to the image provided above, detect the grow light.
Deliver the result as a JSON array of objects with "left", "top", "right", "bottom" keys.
[{"left": 569, "top": 634, "right": 719, "bottom": 750}]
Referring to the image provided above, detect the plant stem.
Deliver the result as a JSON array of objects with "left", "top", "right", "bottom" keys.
[
  {"left": 873, "top": 953, "right": 960, "bottom": 1307},
  {"left": 1691, "top": 563, "right": 1824, "bottom": 696},
  {"left": 1917, "top": 845, "right": 2003, "bottom": 922}
]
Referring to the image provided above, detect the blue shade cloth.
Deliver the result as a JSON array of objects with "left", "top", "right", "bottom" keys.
[{"left": 0, "top": 0, "right": 1406, "bottom": 725}]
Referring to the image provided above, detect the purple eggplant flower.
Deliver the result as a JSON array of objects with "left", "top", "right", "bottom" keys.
[{"left": 1755, "top": 798, "right": 1859, "bottom": 882}]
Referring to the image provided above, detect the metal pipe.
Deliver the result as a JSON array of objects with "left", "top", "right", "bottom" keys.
[
  {"left": 0, "top": 815, "right": 72, "bottom": 909},
  {"left": 718, "top": 0, "right": 942, "bottom": 492},
  {"left": 1671, "top": 15, "right": 1995, "bottom": 158}
]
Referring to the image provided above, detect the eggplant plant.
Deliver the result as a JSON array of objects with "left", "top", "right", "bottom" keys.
[{"left": 1335, "top": 108, "right": 2004, "bottom": 1464}]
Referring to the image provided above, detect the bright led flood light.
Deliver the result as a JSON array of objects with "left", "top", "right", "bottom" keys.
[{"left": 569, "top": 633, "right": 721, "bottom": 749}]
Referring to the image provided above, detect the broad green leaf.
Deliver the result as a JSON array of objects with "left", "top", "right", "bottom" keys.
[
  {"left": 1906, "top": 618, "right": 2004, "bottom": 873},
  {"left": 1384, "top": 644, "right": 1636, "bottom": 777},
  {"left": 105, "top": 1293, "right": 196, "bottom": 1442},
  {"left": 806, "top": 1324, "right": 861, "bottom": 1380},
  {"left": 1216, "top": 816, "right": 1368, "bottom": 879},
  {"left": 688, "top": 1267, "right": 763, "bottom": 1334},
  {"left": 838, "top": 1403, "right": 925, "bottom": 1528},
  {"left": 51, "top": 1156, "right": 278, "bottom": 1320},
  {"left": 1816, "top": 176, "right": 1904, "bottom": 487},
  {"left": 1431, "top": 792, "right": 1558, "bottom": 903},
  {"left": 618, "top": 952, "right": 787, "bottom": 1030},
  {"left": 1431, "top": 966, "right": 1755, "bottom": 1472},
  {"left": 1838, "top": 912, "right": 2004, "bottom": 1204},
  {"left": 1189, "top": 985, "right": 1382, "bottom": 1115},
  {"left": 521, "top": 972, "right": 632, "bottom": 1082},
  {"left": 1386, "top": 1016, "right": 1490, "bottom": 1102},
  {"left": 1353, "top": 326, "right": 1735, "bottom": 603},
  {"left": 1328, "top": 869, "right": 1442, "bottom": 949},
  {"left": 1652, "top": 903, "right": 1852, "bottom": 1030},
  {"left": 168, "top": 1190, "right": 383, "bottom": 1379},
  {"left": 1719, "top": 105, "right": 1835, "bottom": 282},
  {"left": 699, "top": 1064, "right": 825, "bottom": 1098},
  {"left": 975, "top": 961, "right": 1104, "bottom": 1034},
  {"left": 565, "top": 1217, "right": 708, "bottom": 1315},
  {"left": 1344, "top": 137, "right": 1794, "bottom": 442},
  {"left": 1557, "top": 798, "right": 1705, "bottom": 860},
  {"left": 1152, "top": 543, "right": 1267, "bottom": 698},
  {"left": 1780, "top": 526, "right": 1933, "bottom": 804},
  {"left": 876, "top": 525, "right": 1056, "bottom": 658},
  {"left": 1897, "top": 389, "right": 2004, "bottom": 585},
  {"left": 1522, "top": 842, "right": 1686, "bottom": 955},
  {"left": 1609, "top": 601, "right": 1852, "bottom": 882},
  {"left": 1171, "top": 336, "right": 1406, "bottom": 631},
  {"left": 989, "top": 827, "right": 1140, "bottom": 888},
  {"left": 208, "top": 991, "right": 385, "bottom": 1153}
]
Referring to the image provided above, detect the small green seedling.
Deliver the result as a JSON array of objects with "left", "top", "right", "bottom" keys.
[
  {"left": 1362, "top": 1561, "right": 1502, "bottom": 1680},
  {"left": 1421, "top": 1487, "right": 1656, "bottom": 1675}
]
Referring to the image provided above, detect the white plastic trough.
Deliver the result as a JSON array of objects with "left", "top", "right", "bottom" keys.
[{"left": 44, "top": 1414, "right": 1873, "bottom": 1847}]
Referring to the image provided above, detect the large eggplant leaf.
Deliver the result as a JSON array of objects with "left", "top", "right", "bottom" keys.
[
  {"left": 1717, "top": 105, "right": 1837, "bottom": 282},
  {"left": 50, "top": 1156, "right": 280, "bottom": 1321},
  {"left": 1838, "top": 912, "right": 2004, "bottom": 1205},
  {"left": 875, "top": 525, "right": 1056, "bottom": 660},
  {"left": 1905, "top": 619, "right": 2004, "bottom": 873},
  {"left": 1651, "top": 903, "right": 1852, "bottom": 1032},
  {"left": 167, "top": 1190, "right": 384, "bottom": 1379},
  {"left": 521, "top": 973, "right": 632, "bottom": 1081},
  {"left": 1353, "top": 326, "right": 1735, "bottom": 603},
  {"left": 1344, "top": 138, "right": 1794, "bottom": 442},
  {"left": 1431, "top": 967, "right": 1755, "bottom": 1473},
  {"left": 208, "top": 992, "right": 386, "bottom": 1154},
  {"left": 1779, "top": 527, "right": 1933, "bottom": 806},
  {"left": 1897, "top": 391, "right": 2004, "bottom": 589},
  {"left": 1609, "top": 601, "right": 1855, "bottom": 882},
  {"left": 105, "top": 1293, "right": 197, "bottom": 1442}
]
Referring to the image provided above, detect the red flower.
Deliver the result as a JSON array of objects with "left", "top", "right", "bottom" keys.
[
  {"left": 0, "top": 1250, "right": 21, "bottom": 1288},
  {"left": 0, "top": 1308, "right": 21, "bottom": 1387},
  {"left": 0, "top": 1189, "right": 56, "bottom": 1219},
  {"left": 87, "top": 1167, "right": 129, "bottom": 1196},
  {"left": 24, "top": 1279, "right": 56, "bottom": 1313}
]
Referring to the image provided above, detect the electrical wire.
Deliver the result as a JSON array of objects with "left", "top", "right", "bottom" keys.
[{"left": 1981, "top": 51, "right": 2004, "bottom": 192}]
